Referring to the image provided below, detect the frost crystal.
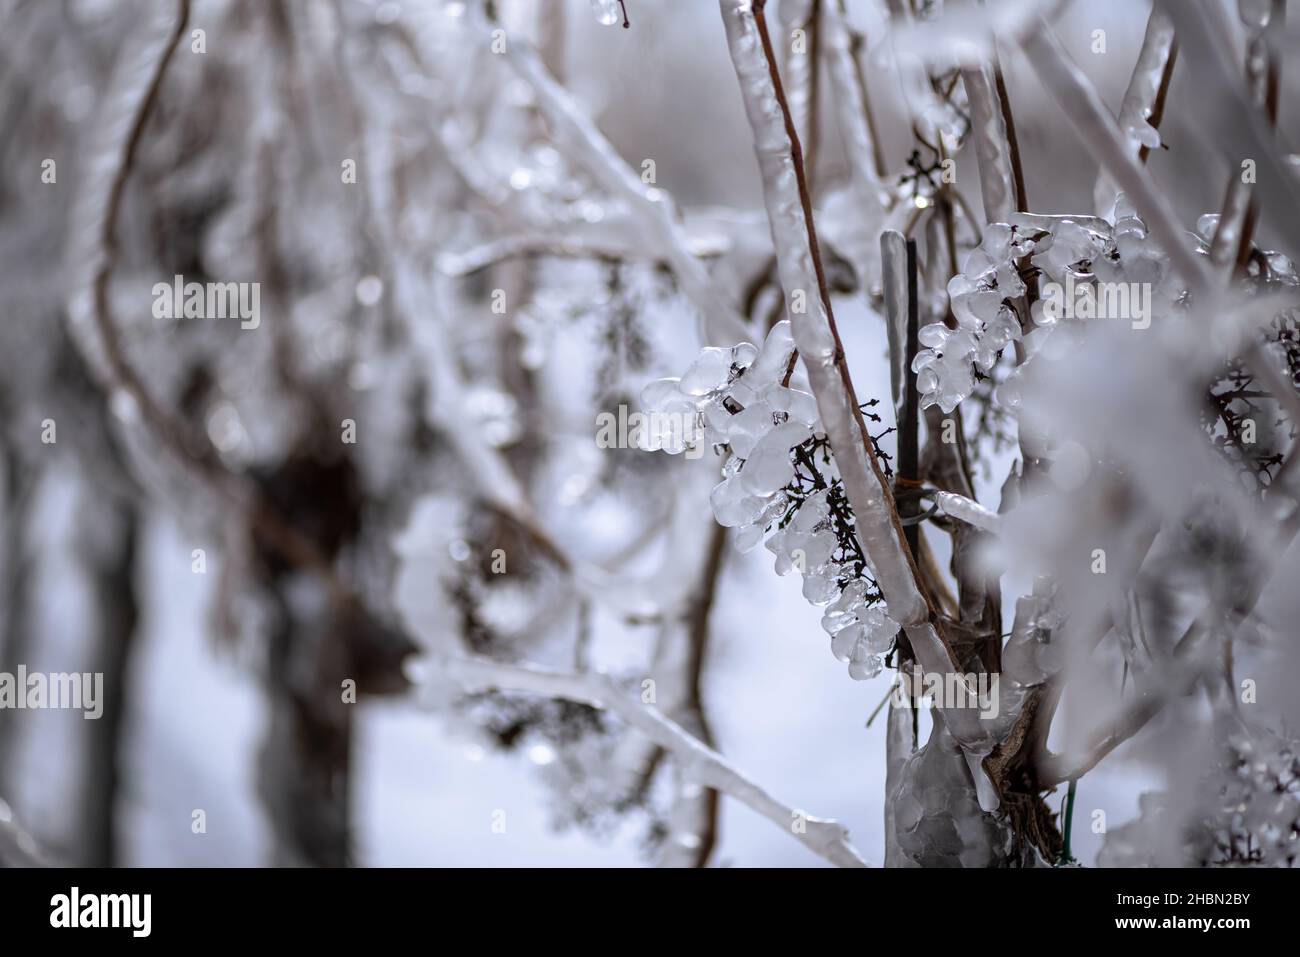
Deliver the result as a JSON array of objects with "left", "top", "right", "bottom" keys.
[{"left": 590, "top": 0, "right": 622, "bottom": 27}]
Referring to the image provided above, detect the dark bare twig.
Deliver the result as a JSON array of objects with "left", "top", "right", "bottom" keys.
[
  {"left": 897, "top": 239, "right": 921, "bottom": 562},
  {"left": 990, "top": 49, "right": 1027, "bottom": 213}
]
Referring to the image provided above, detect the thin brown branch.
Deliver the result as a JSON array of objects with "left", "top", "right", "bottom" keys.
[
  {"left": 991, "top": 51, "right": 1027, "bottom": 212},
  {"left": 1137, "top": 35, "right": 1178, "bottom": 166}
]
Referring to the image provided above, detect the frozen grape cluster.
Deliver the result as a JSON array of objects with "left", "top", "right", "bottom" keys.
[
  {"left": 640, "top": 320, "right": 809, "bottom": 459},
  {"left": 914, "top": 196, "right": 1184, "bottom": 416},
  {"left": 643, "top": 321, "right": 899, "bottom": 680},
  {"left": 913, "top": 224, "right": 1037, "bottom": 413}
]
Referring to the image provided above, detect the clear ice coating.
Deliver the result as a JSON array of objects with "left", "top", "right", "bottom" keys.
[{"left": 889, "top": 722, "right": 1014, "bottom": 867}]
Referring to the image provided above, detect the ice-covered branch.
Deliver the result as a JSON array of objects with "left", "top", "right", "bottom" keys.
[
  {"left": 821, "top": 3, "right": 891, "bottom": 287},
  {"left": 71, "top": 0, "right": 220, "bottom": 487},
  {"left": 656, "top": 524, "right": 728, "bottom": 868},
  {"left": 1207, "top": 1, "right": 1281, "bottom": 270},
  {"left": 1041, "top": 597, "right": 1253, "bottom": 786},
  {"left": 67, "top": 0, "right": 412, "bottom": 687},
  {"left": 961, "top": 63, "right": 1016, "bottom": 223},
  {"left": 1092, "top": 9, "right": 1176, "bottom": 213},
  {"left": 1041, "top": 454, "right": 1300, "bottom": 786},
  {"left": 429, "top": 653, "right": 870, "bottom": 867},
  {"left": 718, "top": 0, "right": 995, "bottom": 777},
  {"left": 419, "top": 281, "right": 575, "bottom": 571},
  {"left": 880, "top": 230, "right": 909, "bottom": 412},
  {"left": 485, "top": 12, "right": 751, "bottom": 346},
  {"left": 1115, "top": 10, "right": 1177, "bottom": 158},
  {"left": 333, "top": 22, "right": 579, "bottom": 581},
  {"left": 1158, "top": 0, "right": 1300, "bottom": 264},
  {"left": 718, "top": 0, "right": 925, "bottom": 626},
  {"left": 935, "top": 491, "right": 1000, "bottom": 534}
]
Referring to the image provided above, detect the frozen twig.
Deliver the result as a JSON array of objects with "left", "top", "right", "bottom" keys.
[
  {"left": 333, "top": 16, "right": 578, "bottom": 580},
  {"left": 780, "top": 0, "right": 821, "bottom": 191},
  {"left": 1208, "top": 0, "right": 1284, "bottom": 272},
  {"left": 1043, "top": 476, "right": 1300, "bottom": 785},
  {"left": 934, "top": 491, "right": 1001, "bottom": 534},
  {"left": 880, "top": 230, "right": 909, "bottom": 412},
  {"left": 1045, "top": 604, "right": 1260, "bottom": 785},
  {"left": 432, "top": 653, "right": 870, "bottom": 867},
  {"left": 719, "top": 0, "right": 925, "bottom": 624},
  {"left": 657, "top": 523, "right": 728, "bottom": 867},
  {"left": 990, "top": 47, "right": 1028, "bottom": 216},
  {"left": 824, "top": 1, "right": 888, "bottom": 281},
  {"left": 78, "top": 0, "right": 225, "bottom": 490},
  {"left": 1092, "top": 9, "right": 1176, "bottom": 214}
]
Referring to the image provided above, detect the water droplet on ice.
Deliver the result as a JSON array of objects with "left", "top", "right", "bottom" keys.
[{"left": 591, "top": 0, "right": 620, "bottom": 26}]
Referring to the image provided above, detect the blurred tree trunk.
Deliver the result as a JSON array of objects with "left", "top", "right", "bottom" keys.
[
  {"left": 259, "top": 584, "right": 353, "bottom": 867},
  {"left": 77, "top": 485, "right": 139, "bottom": 867},
  {"left": 251, "top": 439, "right": 415, "bottom": 867}
]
